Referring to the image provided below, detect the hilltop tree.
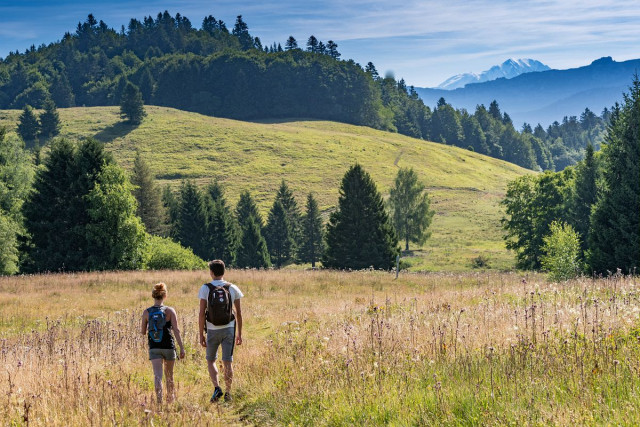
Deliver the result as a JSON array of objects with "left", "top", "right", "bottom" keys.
[
  {"left": 388, "top": 167, "right": 435, "bottom": 251},
  {"left": 365, "top": 62, "right": 379, "bottom": 80},
  {"left": 299, "top": 193, "right": 324, "bottom": 268},
  {"left": 306, "top": 35, "right": 319, "bottom": 53},
  {"left": 235, "top": 190, "right": 270, "bottom": 268},
  {"left": 285, "top": 36, "right": 298, "bottom": 51},
  {"left": 588, "top": 78, "right": 640, "bottom": 273},
  {"left": 131, "top": 151, "right": 164, "bottom": 235},
  {"left": 38, "top": 98, "right": 61, "bottom": 140},
  {"left": 327, "top": 41, "right": 340, "bottom": 59},
  {"left": 232, "top": 15, "right": 253, "bottom": 50},
  {"left": 120, "top": 82, "right": 146, "bottom": 124},
  {"left": 324, "top": 164, "right": 399, "bottom": 269},
  {"left": 16, "top": 105, "right": 40, "bottom": 143}
]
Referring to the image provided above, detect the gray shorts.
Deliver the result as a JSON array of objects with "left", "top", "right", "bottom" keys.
[
  {"left": 149, "top": 348, "right": 177, "bottom": 361},
  {"left": 206, "top": 327, "right": 235, "bottom": 362}
]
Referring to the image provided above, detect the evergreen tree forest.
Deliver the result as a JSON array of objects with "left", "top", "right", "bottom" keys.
[
  {"left": 502, "top": 78, "right": 640, "bottom": 275},
  {"left": 0, "top": 11, "right": 604, "bottom": 170}
]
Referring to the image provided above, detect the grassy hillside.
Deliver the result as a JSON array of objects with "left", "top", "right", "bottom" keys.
[{"left": 0, "top": 106, "right": 532, "bottom": 270}]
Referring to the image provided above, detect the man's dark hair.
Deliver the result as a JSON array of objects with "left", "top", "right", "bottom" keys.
[{"left": 209, "top": 259, "right": 225, "bottom": 277}]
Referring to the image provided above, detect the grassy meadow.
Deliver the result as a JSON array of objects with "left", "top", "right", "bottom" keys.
[
  {"left": 0, "top": 107, "right": 531, "bottom": 271},
  {"left": 2, "top": 269, "right": 640, "bottom": 425}
]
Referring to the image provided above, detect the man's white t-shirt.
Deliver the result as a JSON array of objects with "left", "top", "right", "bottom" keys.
[{"left": 198, "top": 280, "right": 244, "bottom": 330}]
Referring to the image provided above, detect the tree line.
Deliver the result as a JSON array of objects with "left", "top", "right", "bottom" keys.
[
  {"left": 501, "top": 78, "right": 640, "bottom": 277},
  {"left": 1, "top": 11, "right": 600, "bottom": 171},
  {"left": 0, "top": 129, "right": 434, "bottom": 274}
]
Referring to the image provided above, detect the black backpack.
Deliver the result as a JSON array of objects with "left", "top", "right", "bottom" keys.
[
  {"left": 205, "top": 282, "right": 235, "bottom": 326},
  {"left": 148, "top": 306, "right": 167, "bottom": 343}
]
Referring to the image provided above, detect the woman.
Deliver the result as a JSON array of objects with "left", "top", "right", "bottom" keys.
[{"left": 141, "top": 282, "right": 185, "bottom": 404}]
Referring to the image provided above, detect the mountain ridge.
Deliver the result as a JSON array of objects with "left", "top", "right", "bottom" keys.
[
  {"left": 436, "top": 58, "right": 551, "bottom": 90},
  {"left": 417, "top": 57, "right": 639, "bottom": 126}
]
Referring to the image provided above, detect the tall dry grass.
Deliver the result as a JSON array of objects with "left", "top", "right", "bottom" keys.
[{"left": 1, "top": 270, "right": 640, "bottom": 425}]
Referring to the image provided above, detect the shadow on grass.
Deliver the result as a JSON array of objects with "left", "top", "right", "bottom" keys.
[{"left": 93, "top": 120, "right": 138, "bottom": 143}]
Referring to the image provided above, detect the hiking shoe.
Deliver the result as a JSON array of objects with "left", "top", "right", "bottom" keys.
[
  {"left": 224, "top": 392, "right": 232, "bottom": 402},
  {"left": 210, "top": 386, "right": 223, "bottom": 402}
]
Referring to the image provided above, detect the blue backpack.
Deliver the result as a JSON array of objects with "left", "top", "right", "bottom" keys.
[{"left": 148, "top": 306, "right": 167, "bottom": 343}]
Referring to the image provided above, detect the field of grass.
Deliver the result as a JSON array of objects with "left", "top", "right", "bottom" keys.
[
  {"left": 2, "top": 269, "right": 640, "bottom": 425},
  {"left": 0, "top": 107, "right": 530, "bottom": 270}
]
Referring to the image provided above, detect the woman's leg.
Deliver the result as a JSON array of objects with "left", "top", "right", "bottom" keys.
[
  {"left": 151, "top": 359, "right": 164, "bottom": 403},
  {"left": 164, "top": 360, "right": 175, "bottom": 403}
]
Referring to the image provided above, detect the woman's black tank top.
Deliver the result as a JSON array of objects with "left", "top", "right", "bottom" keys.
[{"left": 147, "top": 306, "right": 176, "bottom": 350}]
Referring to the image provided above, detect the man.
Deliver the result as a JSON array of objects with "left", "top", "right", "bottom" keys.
[{"left": 198, "top": 259, "right": 243, "bottom": 402}]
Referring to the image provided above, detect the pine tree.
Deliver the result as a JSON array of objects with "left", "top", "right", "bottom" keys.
[
  {"left": 22, "top": 138, "right": 144, "bottom": 272},
  {"left": 274, "top": 180, "right": 301, "bottom": 253},
  {"left": 120, "top": 82, "right": 146, "bottom": 124},
  {"left": 306, "top": 35, "right": 319, "bottom": 53},
  {"left": 324, "top": 164, "right": 399, "bottom": 269},
  {"left": 285, "top": 36, "right": 298, "bottom": 51},
  {"left": 237, "top": 216, "right": 271, "bottom": 268},
  {"left": 38, "top": 98, "right": 61, "bottom": 140},
  {"left": 235, "top": 190, "right": 270, "bottom": 268},
  {"left": 299, "top": 193, "right": 324, "bottom": 268},
  {"left": 232, "top": 15, "right": 253, "bottom": 50},
  {"left": 50, "top": 71, "right": 75, "bottom": 107},
  {"left": 161, "top": 185, "right": 180, "bottom": 238},
  {"left": 176, "top": 180, "right": 208, "bottom": 259},
  {"left": 588, "top": 78, "right": 640, "bottom": 273},
  {"left": 204, "top": 181, "right": 237, "bottom": 265},
  {"left": 16, "top": 105, "right": 40, "bottom": 143},
  {"left": 131, "top": 151, "right": 164, "bottom": 235},
  {"left": 327, "top": 40, "right": 340, "bottom": 59},
  {"left": 22, "top": 139, "right": 77, "bottom": 271},
  {"left": 571, "top": 143, "right": 598, "bottom": 252},
  {"left": 264, "top": 200, "right": 294, "bottom": 267},
  {"left": 388, "top": 167, "right": 435, "bottom": 251}
]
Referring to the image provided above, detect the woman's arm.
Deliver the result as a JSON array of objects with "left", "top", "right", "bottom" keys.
[
  {"left": 141, "top": 310, "right": 148, "bottom": 336},
  {"left": 169, "top": 307, "right": 186, "bottom": 359}
]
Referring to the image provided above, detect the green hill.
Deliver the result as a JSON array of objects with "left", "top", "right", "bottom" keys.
[{"left": 0, "top": 106, "right": 532, "bottom": 270}]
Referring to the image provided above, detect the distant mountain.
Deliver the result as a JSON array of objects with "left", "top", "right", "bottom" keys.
[
  {"left": 416, "top": 57, "right": 639, "bottom": 126},
  {"left": 437, "top": 59, "right": 551, "bottom": 90}
]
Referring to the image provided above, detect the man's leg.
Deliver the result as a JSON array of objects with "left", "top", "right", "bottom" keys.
[
  {"left": 222, "top": 361, "right": 233, "bottom": 392},
  {"left": 207, "top": 359, "right": 220, "bottom": 388}
]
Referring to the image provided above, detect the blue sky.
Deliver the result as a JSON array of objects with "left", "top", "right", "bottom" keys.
[{"left": 1, "top": 0, "right": 639, "bottom": 87}]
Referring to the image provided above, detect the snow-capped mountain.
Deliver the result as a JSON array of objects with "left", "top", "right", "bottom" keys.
[{"left": 436, "top": 59, "right": 551, "bottom": 90}]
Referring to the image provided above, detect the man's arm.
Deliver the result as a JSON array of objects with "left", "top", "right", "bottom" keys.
[
  {"left": 234, "top": 299, "right": 242, "bottom": 345},
  {"left": 199, "top": 298, "right": 207, "bottom": 347}
]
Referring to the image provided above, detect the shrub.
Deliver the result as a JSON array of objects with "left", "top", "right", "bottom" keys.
[
  {"left": 541, "top": 221, "right": 582, "bottom": 281},
  {"left": 471, "top": 254, "right": 490, "bottom": 269},
  {"left": 146, "top": 235, "right": 206, "bottom": 270}
]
